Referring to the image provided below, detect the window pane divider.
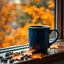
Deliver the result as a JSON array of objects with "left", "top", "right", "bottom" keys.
[{"left": 0, "top": 44, "right": 29, "bottom": 53}]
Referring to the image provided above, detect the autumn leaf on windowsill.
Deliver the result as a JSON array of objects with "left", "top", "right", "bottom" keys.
[
  {"left": 31, "top": 53, "right": 42, "bottom": 59},
  {"left": 50, "top": 43, "right": 60, "bottom": 49}
]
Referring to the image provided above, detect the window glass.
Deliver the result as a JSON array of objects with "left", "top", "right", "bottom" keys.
[{"left": 0, "top": 0, "right": 54, "bottom": 48}]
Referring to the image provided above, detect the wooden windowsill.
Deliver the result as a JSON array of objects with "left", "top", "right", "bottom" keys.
[
  {"left": 17, "top": 41, "right": 64, "bottom": 64},
  {"left": 0, "top": 40, "right": 64, "bottom": 64}
]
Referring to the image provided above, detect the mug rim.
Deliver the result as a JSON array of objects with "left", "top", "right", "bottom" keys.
[{"left": 28, "top": 25, "right": 50, "bottom": 29}]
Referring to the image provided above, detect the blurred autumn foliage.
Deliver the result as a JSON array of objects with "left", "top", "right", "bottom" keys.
[
  {"left": 0, "top": 0, "right": 18, "bottom": 48},
  {"left": 0, "top": 0, "right": 54, "bottom": 48}
]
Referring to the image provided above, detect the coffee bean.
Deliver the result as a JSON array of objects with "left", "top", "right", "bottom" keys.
[
  {"left": 21, "top": 51, "right": 24, "bottom": 53},
  {"left": 25, "top": 57, "right": 28, "bottom": 60},
  {"left": 0, "top": 56, "right": 3, "bottom": 59},
  {"left": 10, "top": 60, "right": 14, "bottom": 63},
  {"left": 6, "top": 56, "right": 12, "bottom": 59},
  {"left": 21, "top": 57, "right": 24, "bottom": 61},
  {"left": 24, "top": 54, "right": 30, "bottom": 58},
  {"left": 1, "top": 58, "right": 7, "bottom": 62},
  {"left": 5, "top": 52, "right": 13, "bottom": 57},
  {"left": 3, "top": 58, "right": 7, "bottom": 63},
  {"left": 27, "top": 55, "right": 30, "bottom": 58},
  {"left": 1, "top": 58, "right": 4, "bottom": 62}
]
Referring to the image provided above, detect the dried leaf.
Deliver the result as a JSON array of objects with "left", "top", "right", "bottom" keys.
[
  {"left": 31, "top": 53, "right": 42, "bottom": 59},
  {"left": 50, "top": 43, "right": 60, "bottom": 49}
]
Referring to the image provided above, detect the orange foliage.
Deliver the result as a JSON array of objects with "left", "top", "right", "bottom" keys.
[
  {"left": 0, "top": 0, "right": 54, "bottom": 48},
  {"left": 47, "top": 0, "right": 54, "bottom": 8},
  {"left": 31, "top": 0, "right": 41, "bottom": 3},
  {"left": 0, "top": 0, "right": 18, "bottom": 48},
  {"left": 22, "top": 3, "right": 54, "bottom": 29}
]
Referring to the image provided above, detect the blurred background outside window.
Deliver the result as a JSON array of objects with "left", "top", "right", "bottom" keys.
[{"left": 0, "top": 0, "right": 54, "bottom": 48}]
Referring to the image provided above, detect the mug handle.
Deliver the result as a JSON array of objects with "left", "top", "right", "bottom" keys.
[{"left": 49, "top": 29, "right": 59, "bottom": 47}]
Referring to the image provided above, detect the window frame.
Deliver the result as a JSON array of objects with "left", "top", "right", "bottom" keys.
[
  {"left": 57, "top": 0, "right": 63, "bottom": 39},
  {"left": 0, "top": 0, "right": 63, "bottom": 52},
  {"left": 63, "top": 0, "right": 64, "bottom": 40}
]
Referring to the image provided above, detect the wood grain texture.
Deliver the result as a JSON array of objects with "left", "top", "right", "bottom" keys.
[{"left": 57, "top": 0, "right": 63, "bottom": 39}]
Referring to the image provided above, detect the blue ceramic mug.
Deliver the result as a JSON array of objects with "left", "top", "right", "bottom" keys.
[{"left": 28, "top": 25, "right": 59, "bottom": 53}]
